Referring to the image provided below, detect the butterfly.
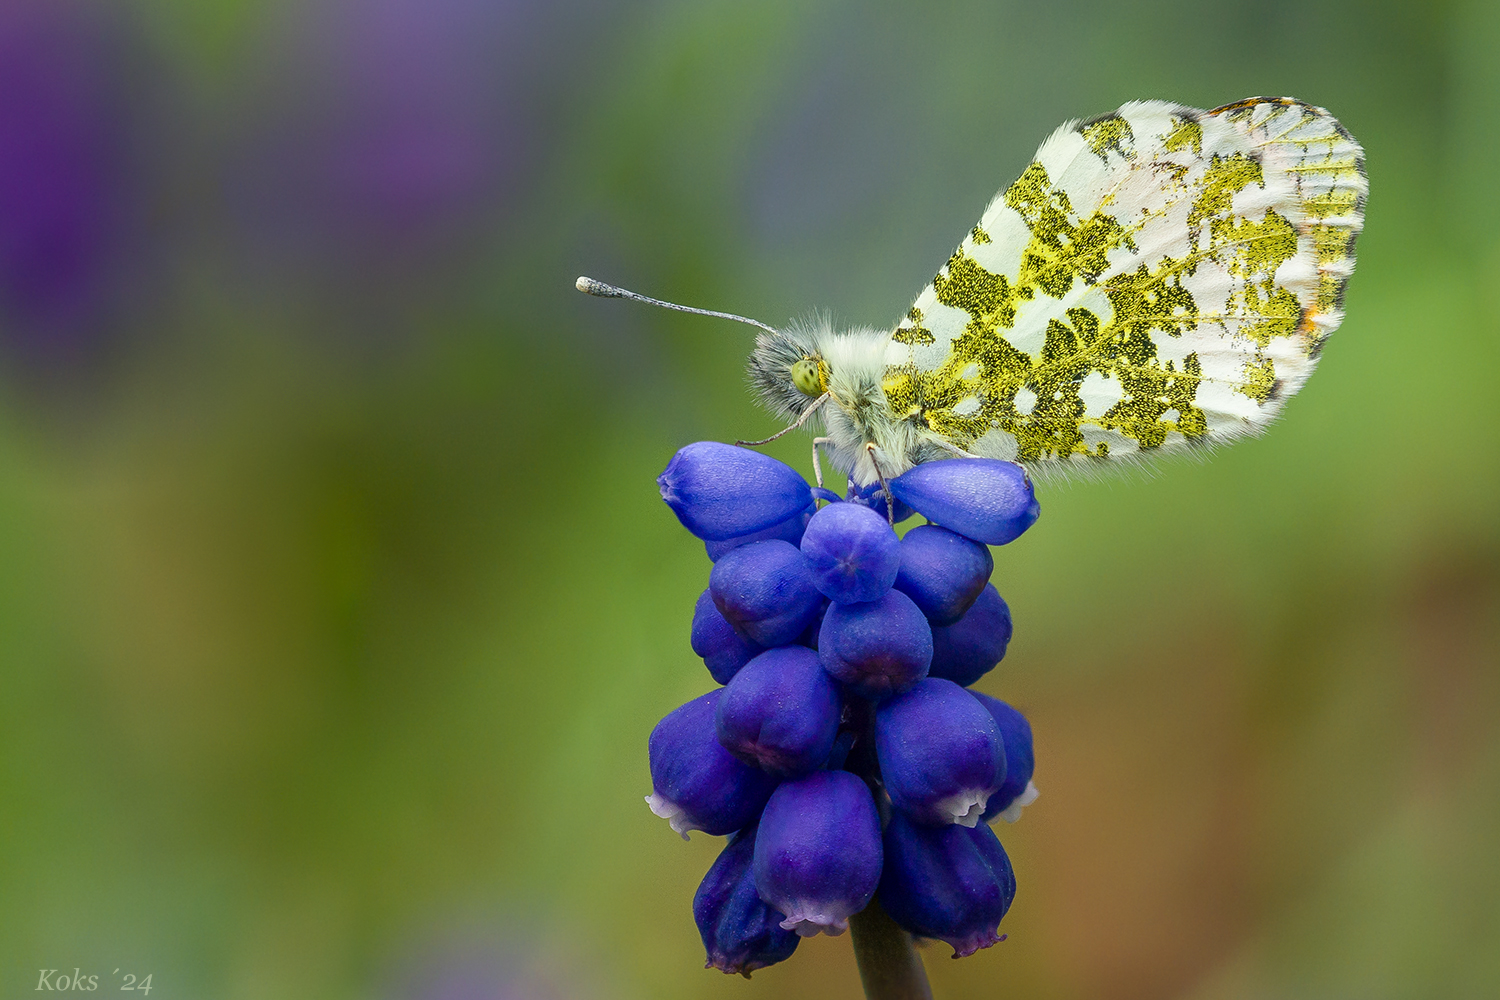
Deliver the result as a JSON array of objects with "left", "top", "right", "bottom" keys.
[{"left": 580, "top": 96, "right": 1366, "bottom": 489}]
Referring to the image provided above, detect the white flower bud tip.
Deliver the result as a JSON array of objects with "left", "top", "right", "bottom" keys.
[
  {"left": 998, "top": 781, "right": 1039, "bottom": 824},
  {"left": 936, "top": 788, "right": 991, "bottom": 828},
  {"left": 645, "top": 792, "right": 697, "bottom": 841}
]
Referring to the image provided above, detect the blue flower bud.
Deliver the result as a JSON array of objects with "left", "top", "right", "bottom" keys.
[
  {"left": 817, "top": 590, "right": 932, "bottom": 701},
  {"left": 694, "top": 824, "right": 801, "bottom": 976},
  {"left": 704, "top": 504, "right": 813, "bottom": 561},
  {"left": 691, "top": 589, "right": 764, "bottom": 685},
  {"left": 647, "top": 690, "right": 780, "bottom": 838},
  {"left": 876, "top": 678, "right": 1005, "bottom": 826},
  {"left": 845, "top": 479, "right": 915, "bottom": 524},
  {"left": 893, "top": 525, "right": 994, "bottom": 626},
  {"left": 800, "top": 502, "right": 901, "bottom": 605},
  {"left": 878, "top": 811, "right": 1016, "bottom": 958},
  {"left": 752, "top": 770, "right": 883, "bottom": 937},
  {"left": 659, "top": 442, "right": 814, "bottom": 542},
  {"left": 710, "top": 540, "right": 824, "bottom": 648},
  {"left": 888, "top": 459, "right": 1039, "bottom": 546},
  {"left": 716, "top": 647, "right": 842, "bottom": 777},
  {"left": 928, "top": 584, "right": 1012, "bottom": 687},
  {"left": 971, "top": 692, "right": 1038, "bottom": 823}
]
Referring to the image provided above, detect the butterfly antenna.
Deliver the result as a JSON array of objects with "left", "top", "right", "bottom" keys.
[{"left": 575, "top": 276, "right": 778, "bottom": 336}]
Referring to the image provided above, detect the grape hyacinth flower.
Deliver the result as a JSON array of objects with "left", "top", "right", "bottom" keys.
[
  {"left": 928, "top": 584, "right": 1014, "bottom": 687},
  {"left": 716, "top": 646, "right": 842, "bottom": 778},
  {"left": 710, "top": 540, "right": 824, "bottom": 648},
  {"left": 659, "top": 442, "right": 813, "bottom": 541},
  {"left": 875, "top": 678, "right": 1006, "bottom": 827},
  {"left": 753, "top": 770, "right": 884, "bottom": 937},
  {"left": 973, "top": 691, "right": 1039, "bottom": 823},
  {"left": 887, "top": 459, "right": 1039, "bottom": 546},
  {"left": 894, "top": 525, "right": 994, "bottom": 627},
  {"left": 646, "top": 442, "right": 1041, "bottom": 982},
  {"left": 800, "top": 502, "right": 902, "bottom": 605},
  {"left": 647, "top": 689, "right": 779, "bottom": 838},
  {"left": 689, "top": 589, "right": 763, "bottom": 684},
  {"left": 695, "top": 823, "right": 801, "bottom": 976},
  {"left": 818, "top": 590, "right": 933, "bottom": 700},
  {"left": 878, "top": 812, "right": 1017, "bottom": 958}
]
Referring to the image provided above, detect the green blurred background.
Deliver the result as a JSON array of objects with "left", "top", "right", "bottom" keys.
[{"left": 1, "top": 0, "right": 1497, "bottom": 997}]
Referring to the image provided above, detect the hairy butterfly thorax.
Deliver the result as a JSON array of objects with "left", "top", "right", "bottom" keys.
[{"left": 747, "top": 320, "right": 951, "bottom": 487}]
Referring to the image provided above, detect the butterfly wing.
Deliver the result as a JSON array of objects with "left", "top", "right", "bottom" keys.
[{"left": 881, "top": 97, "right": 1366, "bottom": 475}]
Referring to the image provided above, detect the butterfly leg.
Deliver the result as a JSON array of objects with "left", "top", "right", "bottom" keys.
[
  {"left": 864, "top": 443, "right": 895, "bottom": 525},
  {"left": 811, "top": 437, "right": 835, "bottom": 489},
  {"left": 736, "top": 392, "right": 830, "bottom": 448}
]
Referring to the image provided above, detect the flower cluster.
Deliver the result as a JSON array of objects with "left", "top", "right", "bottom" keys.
[{"left": 650, "top": 442, "right": 1041, "bottom": 975}]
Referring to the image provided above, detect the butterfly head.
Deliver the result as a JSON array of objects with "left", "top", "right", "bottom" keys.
[{"left": 746, "top": 320, "right": 835, "bottom": 425}]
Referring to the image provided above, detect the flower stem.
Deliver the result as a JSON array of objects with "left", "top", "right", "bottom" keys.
[{"left": 850, "top": 898, "right": 933, "bottom": 1000}]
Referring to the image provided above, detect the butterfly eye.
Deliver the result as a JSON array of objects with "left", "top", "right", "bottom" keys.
[{"left": 791, "top": 358, "right": 825, "bottom": 397}]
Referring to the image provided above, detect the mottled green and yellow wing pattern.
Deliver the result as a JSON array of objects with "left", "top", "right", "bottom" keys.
[{"left": 882, "top": 97, "right": 1365, "bottom": 474}]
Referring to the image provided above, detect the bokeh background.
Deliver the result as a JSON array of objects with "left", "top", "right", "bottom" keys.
[{"left": 1, "top": 0, "right": 1497, "bottom": 998}]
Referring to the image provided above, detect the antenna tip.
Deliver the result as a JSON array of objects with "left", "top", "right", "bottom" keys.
[{"left": 575, "top": 276, "right": 619, "bottom": 297}]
